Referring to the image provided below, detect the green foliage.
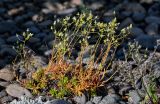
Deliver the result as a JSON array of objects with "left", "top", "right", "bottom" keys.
[{"left": 24, "top": 69, "right": 48, "bottom": 95}]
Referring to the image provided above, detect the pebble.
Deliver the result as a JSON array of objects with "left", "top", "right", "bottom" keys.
[
  {"left": 130, "top": 27, "right": 144, "bottom": 38},
  {"left": 145, "top": 16, "right": 160, "bottom": 24},
  {"left": 6, "top": 84, "right": 32, "bottom": 98},
  {"left": 8, "top": 7, "right": 24, "bottom": 16},
  {"left": 0, "top": 21, "right": 19, "bottom": 34},
  {"left": 91, "top": 96, "right": 102, "bottom": 104},
  {"left": 0, "top": 81, "right": 9, "bottom": 88},
  {"left": 140, "top": 0, "right": 155, "bottom": 3},
  {"left": 119, "top": 85, "right": 133, "bottom": 96},
  {"left": 38, "top": 20, "right": 53, "bottom": 29},
  {"left": 0, "top": 96, "right": 13, "bottom": 103},
  {"left": 0, "top": 60, "right": 7, "bottom": 69},
  {"left": 29, "top": 26, "right": 40, "bottom": 34},
  {"left": 34, "top": 32, "right": 47, "bottom": 39},
  {"left": 135, "top": 35, "right": 160, "bottom": 50},
  {"left": 86, "top": 101, "right": 94, "bottom": 104},
  {"left": 128, "top": 90, "right": 141, "bottom": 104},
  {"left": 46, "top": 99, "right": 71, "bottom": 104},
  {"left": 57, "top": 8, "right": 77, "bottom": 16},
  {"left": 0, "top": 47, "right": 17, "bottom": 57},
  {"left": 73, "top": 94, "right": 86, "bottom": 104},
  {"left": 0, "top": 67, "right": 15, "bottom": 81},
  {"left": 0, "top": 38, "right": 5, "bottom": 45},
  {"left": 148, "top": 3, "right": 160, "bottom": 16},
  {"left": 6, "top": 35, "right": 23, "bottom": 43},
  {"left": 118, "top": 17, "right": 134, "bottom": 30},
  {"left": 23, "top": 21, "right": 35, "bottom": 28},
  {"left": 27, "top": 37, "right": 40, "bottom": 44},
  {"left": 99, "top": 94, "right": 122, "bottom": 104},
  {"left": 127, "top": 3, "right": 146, "bottom": 13},
  {"left": 145, "top": 23, "right": 158, "bottom": 35},
  {"left": 0, "top": 8, "right": 6, "bottom": 15},
  {"left": 132, "top": 12, "right": 145, "bottom": 22},
  {"left": 152, "top": 61, "right": 160, "bottom": 78},
  {"left": 0, "top": 90, "right": 7, "bottom": 98}
]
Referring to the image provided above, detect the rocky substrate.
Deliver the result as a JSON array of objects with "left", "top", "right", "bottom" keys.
[{"left": 0, "top": 0, "right": 160, "bottom": 104}]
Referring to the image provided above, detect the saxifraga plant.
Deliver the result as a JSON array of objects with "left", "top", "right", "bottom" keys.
[
  {"left": 24, "top": 12, "right": 132, "bottom": 98},
  {"left": 13, "top": 29, "right": 34, "bottom": 61}
]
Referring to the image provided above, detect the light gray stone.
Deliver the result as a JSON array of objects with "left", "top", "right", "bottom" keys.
[
  {"left": 6, "top": 84, "right": 32, "bottom": 98},
  {"left": 0, "top": 67, "right": 15, "bottom": 81}
]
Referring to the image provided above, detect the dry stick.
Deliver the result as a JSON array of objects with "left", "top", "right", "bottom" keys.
[{"left": 101, "top": 42, "right": 112, "bottom": 67}]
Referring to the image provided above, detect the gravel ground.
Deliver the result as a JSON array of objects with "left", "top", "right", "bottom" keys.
[{"left": 0, "top": 0, "right": 160, "bottom": 104}]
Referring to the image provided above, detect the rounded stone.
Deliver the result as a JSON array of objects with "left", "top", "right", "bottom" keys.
[
  {"left": 0, "top": 67, "right": 15, "bottom": 81},
  {"left": 132, "top": 12, "right": 145, "bottom": 22},
  {"left": 6, "top": 84, "right": 32, "bottom": 98}
]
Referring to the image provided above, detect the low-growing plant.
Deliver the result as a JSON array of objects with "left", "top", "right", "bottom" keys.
[
  {"left": 13, "top": 29, "right": 34, "bottom": 60},
  {"left": 124, "top": 40, "right": 160, "bottom": 104},
  {"left": 24, "top": 11, "right": 131, "bottom": 98},
  {"left": 12, "top": 29, "right": 35, "bottom": 71}
]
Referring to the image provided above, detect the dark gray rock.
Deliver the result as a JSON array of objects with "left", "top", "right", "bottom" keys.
[
  {"left": 6, "top": 35, "right": 23, "bottom": 43},
  {"left": 130, "top": 27, "right": 144, "bottom": 38},
  {"left": 0, "top": 47, "right": 17, "bottom": 57},
  {"left": 0, "top": 21, "right": 19, "bottom": 34},
  {"left": 99, "top": 94, "right": 122, "bottom": 104},
  {"left": 38, "top": 20, "right": 53, "bottom": 29},
  {"left": 27, "top": 37, "right": 40, "bottom": 44},
  {"left": 48, "top": 40, "right": 54, "bottom": 49},
  {"left": 118, "top": 17, "right": 134, "bottom": 30},
  {"left": 128, "top": 90, "right": 141, "bottom": 104},
  {"left": 23, "top": 21, "right": 35, "bottom": 28},
  {"left": 0, "top": 90, "right": 7, "bottom": 98},
  {"left": 0, "top": 59, "right": 7, "bottom": 68},
  {"left": 148, "top": 3, "right": 160, "bottom": 16},
  {"left": 135, "top": 35, "right": 160, "bottom": 50},
  {"left": 38, "top": 45, "right": 49, "bottom": 53},
  {"left": 145, "top": 23, "right": 158, "bottom": 35},
  {"left": 43, "top": 34, "right": 54, "bottom": 43},
  {"left": 125, "top": 3, "right": 146, "bottom": 14},
  {"left": 29, "top": 26, "right": 40, "bottom": 34},
  {"left": 132, "top": 12, "right": 145, "bottom": 22},
  {"left": 0, "top": 38, "right": 5, "bottom": 45},
  {"left": 145, "top": 16, "right": 160, "bottom": 24},
  {"left": 34, "top": 33, "right": 47, "bottom": 39},
  {"left": 0, "top": 8, "right": 6, "bottom": 15},
  {"left": 14, "top": 16, "right": 25, "bottom": 23},
  {"left": 120, "top": 11, "right": 132, "bottom": 19}
]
